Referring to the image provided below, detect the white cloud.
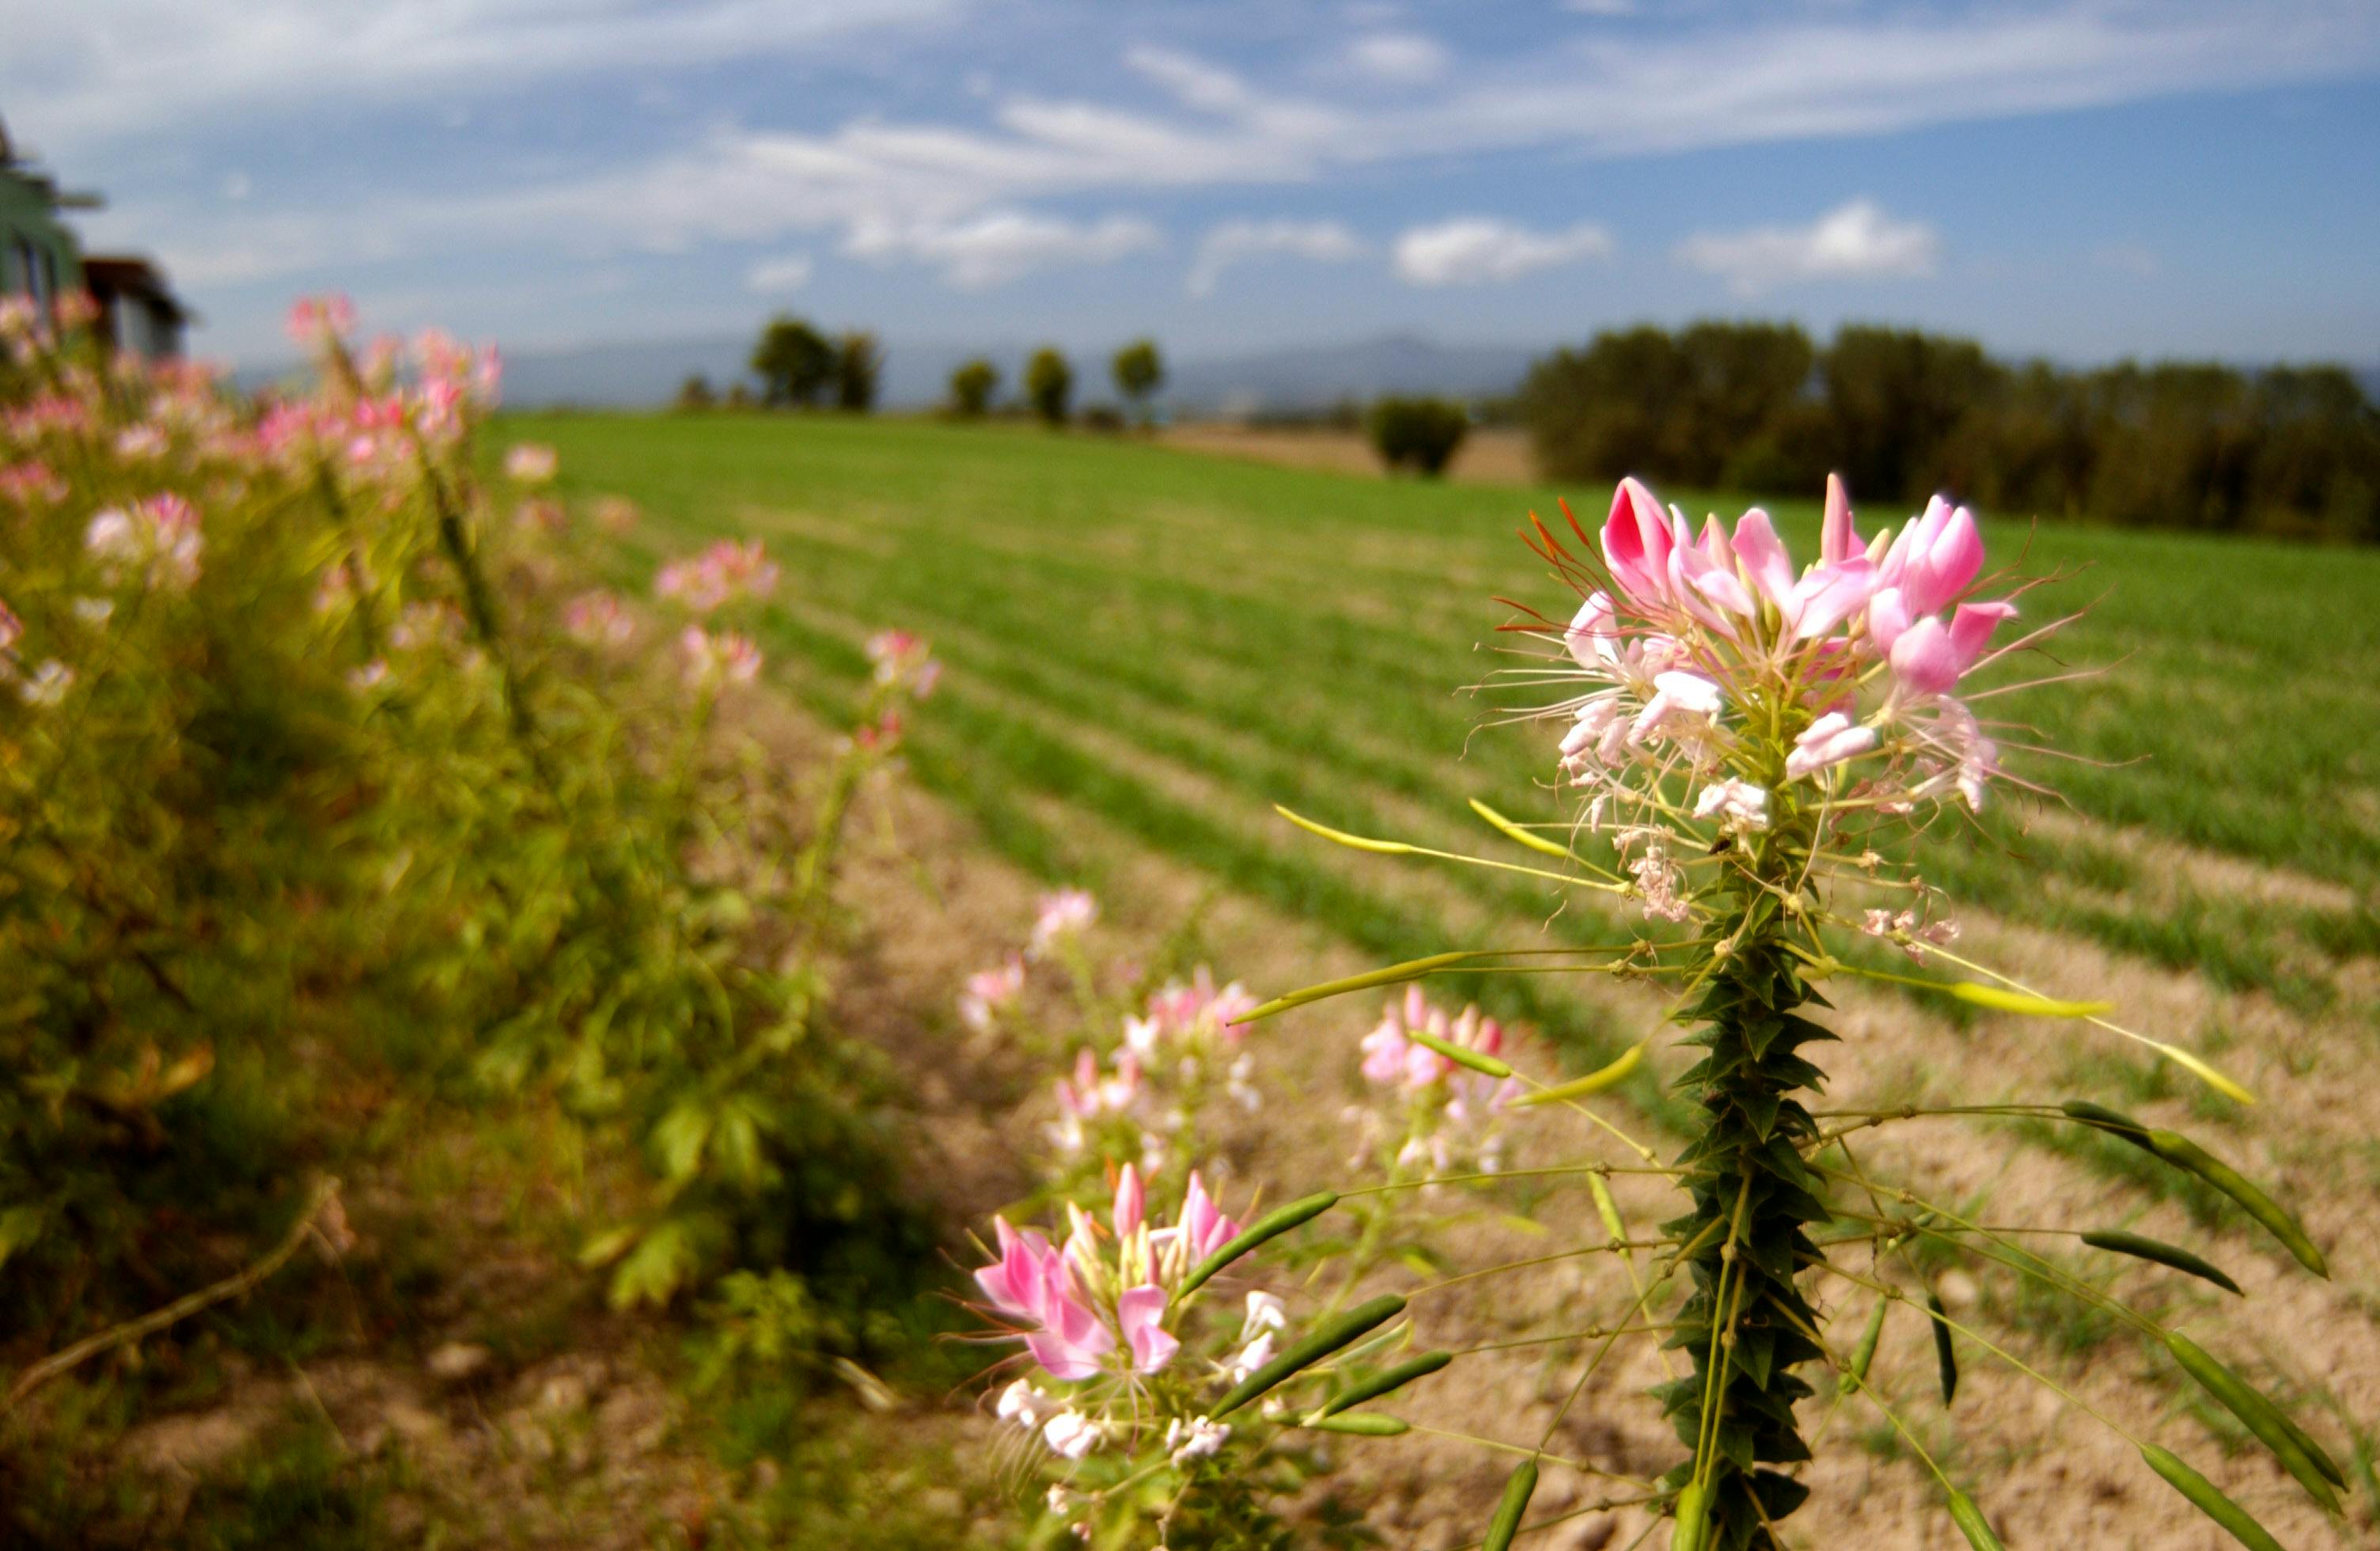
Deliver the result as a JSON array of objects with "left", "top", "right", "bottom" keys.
[
  {"left": 1123, "top": 44, "right": 1258, "bottom": 116},
  {"left": 1392, "top": 218, "right": 1613, "bottom": 286},
  {"left": 1187, "top": 218, "right": 1364, "bottom": 297},
  {"left": 39, "top": 1, "right": 2380, "bottom": 362},
  {"left": 1346, "top": 32, "right": 1450, "bottom": 83},
  {"left": 845, "top": 210, "right": 1161, "bottom": 288},
  {"left": 1675, "top": 199, "right": 1939, "bottom": 296},
  {"left": 745, "top": 253, "right": 815, "bottom": 293},
  {"left": 1561, "top": 0, "right": 1637, "bottom": 15}
]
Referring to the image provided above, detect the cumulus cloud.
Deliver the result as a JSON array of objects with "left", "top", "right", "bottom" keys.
[
  {"left": 1675, "top": 199, "right": 1939, "bottom": 295},
  {"left": 845, "top": 210, "right": 1161, "bottom": 288},
  {"left": 1392, "top": 218, "right": 1613, "bottom": 286},
  {"left": 1346, "top": 32, "right": 1450, "bottom": 83},
  {"left": 745, "top": 253, "right": 814, "bottom": 293},
  {"left": 1187, "top": 218, "right": 1364, "bottom": 297}
]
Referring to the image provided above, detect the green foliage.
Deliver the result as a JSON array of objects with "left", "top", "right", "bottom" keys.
[
  {"left": 1025, "top": 347, "right": 1074, "bottom": 427},
  {"left": 178, "top": 1421, "right": 383, "bottom": 1551},
  {"left": 834, "top": 331, "right": 884, "bottom": 412},
  {"left": 1521, "top": 320, "right": 2380, "bottom": 540},
  {"left": 1521, "top": 320, "right": 1813, "bottom": 490},
  {"left": 1365, "top": 396, "right": 1469, "bottom": 476},
  {"left": 675, "top": 372, "right": 718, "bottom": 411},
  {"left": 749, "top": 313, "right": 836, "bottom": 407},
  {"left": 1111, "top": 338, "right": 1164, "bottom": 419},
  {"left": 949, "top": 357, "right": 1001, "bottom": 417},
  {"left": 0, "top": 311, "right": 935, "bottom": 1433}
]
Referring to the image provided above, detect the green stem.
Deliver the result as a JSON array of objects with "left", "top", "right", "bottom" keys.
[{"left": 1657, "top": 823, "right": 1832, "bottom": 1547}]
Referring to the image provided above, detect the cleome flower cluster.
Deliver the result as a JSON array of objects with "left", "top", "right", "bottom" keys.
[{"left": 1537, "top": 474, "right": 2050, "bottom": 928}]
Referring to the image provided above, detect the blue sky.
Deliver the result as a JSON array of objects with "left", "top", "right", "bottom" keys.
[{"left": 4, "top": 0, "right": 2377, "bottom": 368}]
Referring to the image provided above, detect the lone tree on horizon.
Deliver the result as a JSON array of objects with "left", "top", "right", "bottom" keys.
[
  {"left": 949, "top": 357, "right": 1000, "bottom": 417},
  {"left": 1111, "top": 338, "right": 1164, "bottom": 427},
  {"left": 833, "top": 331, "right": 883, "bottom": 412},
  {"left": 1025, "top": 347, "right": 1073, "bottom": 427},
  {"left": 750, "top": 314, "right": 835, "bottom": 407}
]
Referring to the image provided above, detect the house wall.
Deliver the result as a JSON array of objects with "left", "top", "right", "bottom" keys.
[{"left": 0, "top": 170, "right": 84, "bottom": 305}]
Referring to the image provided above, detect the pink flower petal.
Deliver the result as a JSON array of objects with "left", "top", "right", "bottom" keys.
[
  {"left": 1889, "top": 616, "right": 1961, "bottom": 696},
  {"left": 1117, "top": 1285, "right": 1179, "bottom": 1375},
  {"left": 1729, "top": 508, "right": 1794, "bottom": 612}
]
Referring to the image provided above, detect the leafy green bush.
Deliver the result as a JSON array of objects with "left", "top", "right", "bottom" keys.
[
  {"left": 1366, "top": 396, "right": 1469, "bottom": 477},
  {"left": 0, "top": 294, "right": 942, "bottom": 1389}
]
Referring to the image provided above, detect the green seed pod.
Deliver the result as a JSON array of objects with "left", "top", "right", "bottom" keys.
[
  {"left": 1946, "top": 1488, "right": 2006, "bottom": 1551},
  {"left": 2139, "top": 1443, "right": 2287, "bottom": 1551},
  {"left": 1839, "top": 1298, "right": 1889, "bottom": 1396},
  {"left": 1304, "top": 1412, "right": 1408, "bottom": 1435},
  {"left": 1514, "top": 1043, "right": 1641, "bottom": 1106},
  {"left": 1672, "top": 1480, "right": 1708, "bottom": 1551},
  {"left": 1405, "top": 1026, "right": 1513, "bottom": 1079},
  {"left": 2061, "top": 1105, "right": 2327, "bottom": 1279},
  {"left": 1177, "top": 1191, "right": 1339, "bottom": 1297},
  {"left": 2166, "top": 1332, "right": 2341, "bottom": 1511},
  {"left": 1947, "top": 981, "right": 2112, "bottom": 1018},
  {"left": 1927, "top": 1291, "right": 1957, "bottom": 1407},
  {"left": 2145, "top": 1131, "right": 2329, "bottom": 1279},
  {"left": 2061, "top": 1099, "right": 2154, "bottom": 1147},
  {"left": 2080, "top": 1230, "right": 2242, "bottom": 1295},
  {"left": 1211, "top": 1294, "right": 1405, "bottom": 1416},
  {"left": 1587, "top": 1173, "right": 1628, "bottom": 1246},
  {"left": 1482, "top": 1459, "right": 1537, "bottom": 1551},
  {"left": 1238, "top": 952, "right": 1476, "bottom": 1024},
  {"left": 2271, "top": 1409, "right": 2349, "bottom": 1492},
  {"left": 1318, "top": 1351, "right": 1452, "bottom": 1417}
]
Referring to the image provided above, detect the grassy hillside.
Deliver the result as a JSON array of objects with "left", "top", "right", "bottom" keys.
[{"left": 514, "top": 411, "right": 2379, "bottom": 1036}]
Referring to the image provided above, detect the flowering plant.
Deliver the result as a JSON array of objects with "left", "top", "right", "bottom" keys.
[
  {"left": 0, "top": 294, "right": 943, "bottom": 1357},
  {"left": 972, "top": 1160, "right": 1419, "bottom": 1550},
  {"left": 1211, "top": 476, "right": 2336, "bottom": 1550},
  {"left": 957, "top": 890, "right": 1264, "bottom": 1204}
]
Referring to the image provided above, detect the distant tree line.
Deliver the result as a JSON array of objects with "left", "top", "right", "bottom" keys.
[
  {"left": 942, "top": 338, "right": 1166, "bottom": 429},
  {"left": 1518, "top": 322, "right": 2380, "bottom": 542},
  {"left": 675, "top": 314, "right": 882, "bottom": 413}
]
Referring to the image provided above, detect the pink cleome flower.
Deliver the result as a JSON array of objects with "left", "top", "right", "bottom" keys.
[
  {"left": 679, "top": 625, "right": 762, "bottom": 688},
  {"left": 1029, "top": 888, "right": 1098, "bottom": 957},
  {"left": 286, "top": 294, "right": 356, "bottom": 347},
  {"left": 656, "top": 538, "right": 780, "bottom": 614},
  {"left": 1548, "top": 474, "right": 2029, "bottom": 834},
  {"left": 972, "top": 1166, "right": 1231, "bottom": 1386}
]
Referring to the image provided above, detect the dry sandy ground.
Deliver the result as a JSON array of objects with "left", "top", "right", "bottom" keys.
[{"left": 1160, "top": 423, "right": 1542, "bottom": 486}]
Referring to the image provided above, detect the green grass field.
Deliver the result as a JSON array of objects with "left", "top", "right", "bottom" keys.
[{"left": 516, "top": 411, "right": 2380, "bottom": 1046}]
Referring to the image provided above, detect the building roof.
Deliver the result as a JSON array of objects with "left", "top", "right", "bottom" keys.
[{"left": 83, "top": 256, "right": 192, "bottom": 322}]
